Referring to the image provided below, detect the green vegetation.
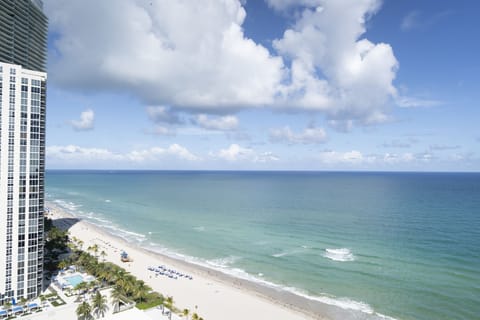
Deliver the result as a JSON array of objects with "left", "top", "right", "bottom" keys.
[
  {"left": 66, "top": 238, "right": 168, "bottom": 314},
  {"left": 39, "top": 289, "right": 66, "bottom": 307},
  {"left": 183, "top": 308, "right": 190, "bottom": 319},
  {"left": 44, "top": 216, "right": 207, "bottom": 319},
  {"left": 44, "top": 222, "right": 69, "bottom": 252},
  {"left": 135, "top": 292, "right": 164, "bottom": 310},
  {"left": 92, "top": 291, "right": 109, "bottom": 318},
  {"left": 51, "top": 298, "right": 66, "bottom": 307},
  {"left": 76, "top": 301, "right": 93, "bottom": 320}
]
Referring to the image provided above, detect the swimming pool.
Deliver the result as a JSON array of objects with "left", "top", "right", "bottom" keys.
[{"left": 64, "top": 275, "right": 84, "bottom": 287}]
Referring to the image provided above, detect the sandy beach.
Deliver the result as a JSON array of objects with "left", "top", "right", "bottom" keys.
[{"left": 47, "top": 202, "right": 326, "bottom": 320}]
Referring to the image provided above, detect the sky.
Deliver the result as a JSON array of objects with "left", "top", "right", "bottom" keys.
[{"left": 43, "top": 0, "right": 480, "bottom": 171}]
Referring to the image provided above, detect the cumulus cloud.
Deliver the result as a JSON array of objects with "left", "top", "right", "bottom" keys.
[
  {"left": 211, "top": 144, "right": 279, "bottom": 162},
  {"left": 70, "top": 109, "right": 94, "bottom": 131},
  {"left": 47, "top": 144, "right": 199, "bottom": 163},
  {"left": 46, "top": 0, "right": 283, "bottom": 110},
  {"left": 270, "top": 126, "right": 327, "bottom": 144},
  {"left": 47, "top": 145, "right": 118, "bottom": 161},
  {"left": 273, "top": 0, "right": 399, "bottom": 124},
  {"left": 45, "top": 0, "right": 406, "bottom": 126},
  {"left": 265, "top": 0, "right": 320, "bottom": 11},
  {"left": 146, "top": 106, "right": 183, "bottom": 124},
  {"left": 193, "top": 114, "right": 239, "bottom": 131}
]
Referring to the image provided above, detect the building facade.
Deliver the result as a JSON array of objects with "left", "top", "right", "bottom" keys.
[
  {"left": 0, "top": 0, "right": 48, "bottom": 72},
  {"left": 0, "top": 0, "right": 47, "bottom": 304}
]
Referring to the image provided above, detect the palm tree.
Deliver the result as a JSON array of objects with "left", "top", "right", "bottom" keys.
[
  {"left": 87, "top": 245, "right": 94, "bottom": 256},
  {"left": 110, "top": 285, "right": 124, "bottom": 313},
  {"left": 92, "top": 244, "right": 99, "bottom": 258},
  {"left": 87, "top": 280, "right": 98, "bottom": 293},
  {"left": 76, "top": 301, "right": 93, "bottom": 320},
  {"left": 165, "top": 296, "right": 174, "bottom": 320},
  {"left": 182, "top": 308, "right": 190, "bottom": 319},
  {"left": 58, "top": 259, "right": 68, "bottom": 270},
  {"left": 74, "top": 281, "right": 89, "bottom": 294},
  {"left": 133, "top": 280, "right": 151, "bottom": 303},
  {"left": 191, "top": 313, "right": 199, "bottom": 320},
  {"left": 92, "top": 291, "right": 109, "bottom": 318},
  {"left": 100, "top": 250, "right": 107, "bottom": 262},
  {"left": 165, "top": 295, "right": 174, "bottom": 310},
  {"left": 117, "top": 274, "right": 136, "bottom": 297},
  {"left": 97, "top": 266, "right": 113, "bottom": 285}
]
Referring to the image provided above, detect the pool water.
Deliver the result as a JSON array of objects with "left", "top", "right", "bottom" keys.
[{"left": 64, "top": 275, "right": 84, "bottom": 287}]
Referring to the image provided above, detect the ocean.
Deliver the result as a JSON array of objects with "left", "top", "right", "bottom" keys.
[{"left": 45, "top": 170, "right": 480, "bottom": 320}]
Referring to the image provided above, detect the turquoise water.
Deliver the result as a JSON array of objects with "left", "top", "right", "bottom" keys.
[
  {"left": 64, "top": 275, "right": 84, "bottom": 287},
  {"left": 46, "top": 171, "right": 480, "bottom": 320}
]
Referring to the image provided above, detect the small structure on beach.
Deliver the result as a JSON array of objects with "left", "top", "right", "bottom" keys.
[{"left": 120, "top": 251, "right": 133, "bottom": 262}]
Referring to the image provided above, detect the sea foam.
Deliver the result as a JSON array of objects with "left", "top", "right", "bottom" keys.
[
  {"left": 272, "top": 245, "right": 309, "bottom": 258},
  {"left": 324, "top": 248, "right": 355, "bottom": 262}
]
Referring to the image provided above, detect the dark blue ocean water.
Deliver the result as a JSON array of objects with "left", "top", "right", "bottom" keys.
[{"left": 46, "top": 171, "right": 480, "bottom": 320}]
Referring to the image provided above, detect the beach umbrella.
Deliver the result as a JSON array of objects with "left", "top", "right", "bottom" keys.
[
  {"left": 12, "top": 306, "right": 23, "bottom": 313},
  {"left": 28, "top": 303, "right": 39, "bottom": 309}
]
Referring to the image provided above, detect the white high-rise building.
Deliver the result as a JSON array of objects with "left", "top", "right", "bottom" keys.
[
  {"left": 0, "top": 0, "right": 48, "bottom": 304},
  {"left": 0, "top": 62, "right": 46, "bottom": 303}
]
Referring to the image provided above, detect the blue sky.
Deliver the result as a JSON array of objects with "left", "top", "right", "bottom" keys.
[{"left": 44, "top": 0, "right": 480, "bottom": 171}]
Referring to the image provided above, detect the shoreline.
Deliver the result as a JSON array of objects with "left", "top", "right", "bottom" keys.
[
  {"left": 47, "top": 201, "right": 325, "bottom": 320},
  {"left": 47, "top": 201, "right": 390, "bottom": 320}
]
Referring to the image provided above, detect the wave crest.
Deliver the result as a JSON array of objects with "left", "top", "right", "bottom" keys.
[{"left": 324, "top": 248, "right": 355, "bottom": 262}]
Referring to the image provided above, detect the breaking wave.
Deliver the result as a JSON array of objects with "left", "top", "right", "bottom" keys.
[{"left": 324, "top": 248, "right": 355, "bottom": 262}]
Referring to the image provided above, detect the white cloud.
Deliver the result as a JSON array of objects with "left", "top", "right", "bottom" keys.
[
  {"left": 265, "top": 0, "right": 320, "bottom": 11},
  {"left": 429, "top": 144, "right": 460, "bottom": 151},
  {"left": 46, "top": 0, "right": 405, "bottom": 127},
  {"left": 400, "top": 10, "right": 452, "bottom": 32},
  {"left": 317, "top": 150, "right": 373, "bottom": 164},
  {"left": 272, "top": 0, "right": 399, "bottom": 124},
  {"left": 401, "top": 11, "right": 420, "bottom": 31},
  {"left": 146, "top": 106, "right": 183, "bottom": 124},
  {"left": 396, "top": 96, "right": 441, "bottom": 108},
  {"left": 316, "top": 150, "right": 422, "bottom": 165},
  {"left": 47, "top": 145, "right": 120, "bottom": 161},
  {"left": 47, "top": 144, "right": 200, "bottom": 163},
  {"left": 70, "top": 109, "right": 94, "bottom": 131},
  {"left": 46, "top": 0, "right": 284, "bottom": 110},
  {"left": 383, "top": 152, "right": 415, "bottom": 164},
  {"left": 211, "top": 144, "right": 279, "bottom": 162},
  {"left": 381, "top": 140, "right": 412, "bottom": 148},
  {"left": 146, "top": 126, "right": 174, "bottom": 136},
  {"left": 270, "top": 126, "right": 327, "bottom": 144},
  {"left": 194, "top": 114, "right": 239, "bottom": 131},
  {"left": 215, "top": 144, "right": 253, "bottom": 161},
  {"left": 327, "top": 119, "right": 354, "bottom": 133}
]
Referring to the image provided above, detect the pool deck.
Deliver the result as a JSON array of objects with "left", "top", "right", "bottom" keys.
[
  {"left": 19, "top": 287, "right": 180, "bottom": 320},
  {"left": 53, "top": 271, "right": 94, "bottom": 290}
]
